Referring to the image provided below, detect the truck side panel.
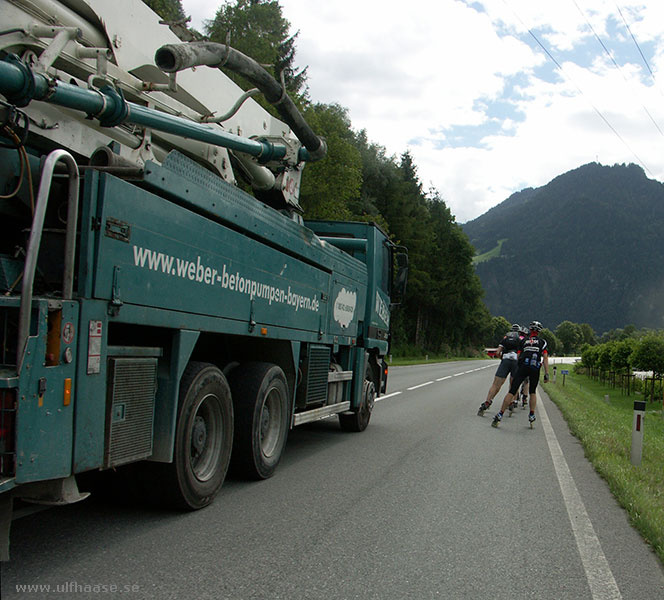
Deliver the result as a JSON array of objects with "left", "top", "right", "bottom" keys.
[{"left": 15, "top": 301, "right": 79, "bottom": 484}]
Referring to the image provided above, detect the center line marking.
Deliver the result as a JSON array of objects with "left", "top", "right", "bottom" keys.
[
  {"left": 375, "top": 391, "right": 402, "bottom": 402},
  {"left": 407, "top": 381, "right": 433, "bottom": 390}
]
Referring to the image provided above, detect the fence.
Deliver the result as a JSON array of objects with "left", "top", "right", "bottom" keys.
[{"left": 581, "top": 366, "right": 661, "bottom": 402}]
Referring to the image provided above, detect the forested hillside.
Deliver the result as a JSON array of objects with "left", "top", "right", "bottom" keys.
[
  {"left": 141, "top": 0, "right": 493, "bottom": 354},
  {"left": 463, "top": 162, "right": 664, "bottom": 334}
]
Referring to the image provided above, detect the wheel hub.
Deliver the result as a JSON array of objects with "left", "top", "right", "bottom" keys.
[
  {"left": 260, "top": 405, "right": 270, "bottom": 440},
  {"left": 192, "top": 415, "right": 207, "bottom": 455}
]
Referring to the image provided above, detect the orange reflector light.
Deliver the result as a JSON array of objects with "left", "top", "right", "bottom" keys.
[
  {"left": 63, "top": 378, "right": 72, "bottom": 406},
  {"left": 261, "top": 327, "right": 268, "bottom": 336}
]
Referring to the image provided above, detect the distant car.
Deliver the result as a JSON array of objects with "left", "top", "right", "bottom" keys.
[{"left": 485, "top": 348, "right": 499, "bottom": 358}]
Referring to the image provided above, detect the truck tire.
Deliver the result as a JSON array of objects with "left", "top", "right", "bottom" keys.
[
  {"left": 229, "top": 362, "right": 289, "bottom": 480},
  {"left": 166, "top": 362, "right": 233, "bottom": 509},
  {"left": 339, "top": 377, "right": 375, "bottom": 432}
]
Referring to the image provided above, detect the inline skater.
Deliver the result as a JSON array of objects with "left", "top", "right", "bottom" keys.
[
  {"left": 492, "top": 320, "right": 550, "bottom": 428},
  {"left": 477, "top": 324, "right": 522, "bottom": 416},
  {"left": 517, "top": 326, "right": 530, "bottom": 410},
  {"left": 507, "top": 326, "right": 530, "bottom": 415}
]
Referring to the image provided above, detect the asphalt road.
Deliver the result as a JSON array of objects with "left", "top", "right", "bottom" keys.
[{"left": 1, "top": 359, "right": 663, "bottom": 599}]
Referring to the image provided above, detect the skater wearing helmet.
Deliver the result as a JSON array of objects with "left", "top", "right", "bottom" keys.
[
  {"left": 517, "top": 326, "right": 530, "bottom": 410},
  {"left": 491, "top": 320, "right": 550, "bottom": 428},
  {"left": 477, "top": 324, "right": 524, "bottom": 416}
]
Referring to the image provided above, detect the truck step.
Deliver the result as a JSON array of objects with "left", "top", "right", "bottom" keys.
[{"left": 293, "top": 401, "right": 351, "bottom": 426}]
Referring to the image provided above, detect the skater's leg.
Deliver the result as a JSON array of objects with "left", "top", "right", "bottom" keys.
[
  {"left": 499, "top": 392, "right": 515, "bottom": 414},
  {"left": 486, "top": 376, "right": 505, "bottom": 403}
]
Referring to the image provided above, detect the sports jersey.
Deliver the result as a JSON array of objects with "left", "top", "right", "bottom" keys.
[
  {"left": 499, "top": 331, "right": 521, "bottom": 360},
  {"left": 518, "top": 336, "right": 548, "bottom": 369}
]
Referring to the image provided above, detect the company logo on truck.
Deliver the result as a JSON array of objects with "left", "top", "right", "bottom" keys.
[
  {"left": 375, "top": 291, "right": 390, "bottom": 326},
  {"left": 333, "top": 288, "right": 357, "bottom": 328}
]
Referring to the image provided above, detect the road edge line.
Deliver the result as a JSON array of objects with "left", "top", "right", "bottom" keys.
[{"left": 538, "top": 390, "right": 622, "bottom": 600}]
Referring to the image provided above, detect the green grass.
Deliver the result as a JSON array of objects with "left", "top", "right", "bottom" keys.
[
  {"left": 544, "top": 365, "right": 664, "bottom": 564},
  {"left": 472, "top": 238, "right": 507, "bottom": 264}
]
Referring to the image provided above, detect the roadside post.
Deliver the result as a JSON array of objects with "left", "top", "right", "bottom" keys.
[
  {"left": 630, "top": 400, "right": 646, "bottom": 466},
  {"left": 553, "top": 365, "right": 557, "bottom": 383}
]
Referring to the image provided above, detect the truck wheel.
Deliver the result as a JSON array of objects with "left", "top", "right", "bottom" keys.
[
  {"left": 229, "top": 362, "right": 289, "bottom": 480},
  {"left": 339, "top": 378, "right": 376, "bottom": 432},
  {"left": 168, "top": 362, "right": 233, "bottom": 509}
]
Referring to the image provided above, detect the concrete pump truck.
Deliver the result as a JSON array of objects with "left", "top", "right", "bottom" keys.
[{"left": 0, "top": 0, "right": 408, "bottom": 558}]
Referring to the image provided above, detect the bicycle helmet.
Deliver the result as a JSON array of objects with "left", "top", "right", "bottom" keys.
[
  {"left": 519, "top": 326, "right": 529, "bottom": 336},
  {"left": 529, "top": 320, "right": 543, "bottom": 332},
  {"left": 511, "top": 323, "right": 520, "bottom": 332}
]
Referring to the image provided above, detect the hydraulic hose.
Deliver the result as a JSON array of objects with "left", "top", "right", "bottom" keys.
[{"left": 155, "top": 42, "right": 327, "bottom": 162}]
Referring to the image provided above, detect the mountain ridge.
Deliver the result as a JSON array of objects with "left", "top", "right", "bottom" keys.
[{"left": 462, "top": 162, "right": 664, "bottom": 334}]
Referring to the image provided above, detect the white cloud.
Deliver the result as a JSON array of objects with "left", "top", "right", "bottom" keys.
[
  {"left": 183, "top": 0, "right": 218, "bottom": 30},
  {"left": 179, "top": 0, "right": 664, "bottom": 223}
]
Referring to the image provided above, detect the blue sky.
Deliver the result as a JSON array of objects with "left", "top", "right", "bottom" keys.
[{"left": 181, "top": 0, "right": 664, "bottom": 222}]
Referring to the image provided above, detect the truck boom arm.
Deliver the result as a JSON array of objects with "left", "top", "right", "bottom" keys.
[{"left": 0, "top": 56, "right": 312, "bottom": 165}]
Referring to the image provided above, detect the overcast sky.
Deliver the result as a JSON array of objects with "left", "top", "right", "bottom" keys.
[{"left": 180, "top": 1, "right": 664, "bottom": 223}]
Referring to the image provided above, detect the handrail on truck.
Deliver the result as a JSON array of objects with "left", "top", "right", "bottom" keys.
[{"left": 17, "top": 149, "right": 80, "bottom": 373}]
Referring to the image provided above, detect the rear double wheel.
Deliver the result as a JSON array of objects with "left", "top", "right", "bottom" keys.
[
  {"left": 163, "top": 362, "right": 233, "bottom": 509},
  {"left": 229, "top": 362, "right": 290, "bottom": 480}
]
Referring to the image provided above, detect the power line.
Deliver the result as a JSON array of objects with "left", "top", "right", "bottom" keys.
[
  {"left": 572, "top": 0, "right": 664, "bottom": 138},
  {"left": 500, "top": 0, "right": 654, "bottom": 176},
  {"left": 615, "top": 3, "right": 658, "bottom": 85}
]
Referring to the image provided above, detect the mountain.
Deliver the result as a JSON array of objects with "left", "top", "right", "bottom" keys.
[{"left": 462, "top": 162, "right": 664, "bottom": 334}]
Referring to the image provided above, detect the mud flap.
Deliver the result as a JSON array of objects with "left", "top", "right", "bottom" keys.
[{"left": 0, "top": 493, "right": 12, "bottom": 561}]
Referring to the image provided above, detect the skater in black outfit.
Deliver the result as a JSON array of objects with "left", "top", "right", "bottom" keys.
[
  {"left": 477, "top": 324, "right": 524, "bottom": 416},
  {"left": 492, "top": 321, "right": 550, "bottom": 428},
  {"left": 517, "top": 326, "right": 530, "bottom": 409}
]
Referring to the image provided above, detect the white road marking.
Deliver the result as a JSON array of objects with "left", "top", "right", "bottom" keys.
[
  {"left": 538, "top": 393, "right": 622, "bottom": 599},
  {"left": 375, "top": 391, "right": 402, "bottom": 402},
  {"left": 453, "top": 372, "right": 464, "bottom": 377},
  {"left": 436, "top": 376, "right": 452, "bottom": 382},
  {"left": 407, "top": 381, "right": 433, "bottom": 390}
]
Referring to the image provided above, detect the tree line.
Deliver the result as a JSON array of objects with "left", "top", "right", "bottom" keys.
[
  {"left": 544, "top": 318, "right": 664, "bottom": 400},
  {"left": 577, "top": 329, "right": 664, "bottom": 403}
]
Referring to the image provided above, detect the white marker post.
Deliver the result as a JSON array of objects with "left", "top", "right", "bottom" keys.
[{"left": 631, "top": 400, "right": 646, "bottom": 466}]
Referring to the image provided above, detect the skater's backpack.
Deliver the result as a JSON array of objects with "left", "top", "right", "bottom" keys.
[{"left": 501, "top": 331, "right": 521, "bottom": 352}]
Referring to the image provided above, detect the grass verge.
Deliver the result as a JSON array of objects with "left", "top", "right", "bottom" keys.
[{"left": 543, "top": 365, "right": 664, "bottom": 565}]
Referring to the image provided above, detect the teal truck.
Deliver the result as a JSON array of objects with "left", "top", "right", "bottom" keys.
[{"left": 0, "top": 1, "right": 407, "bottom": 557}]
